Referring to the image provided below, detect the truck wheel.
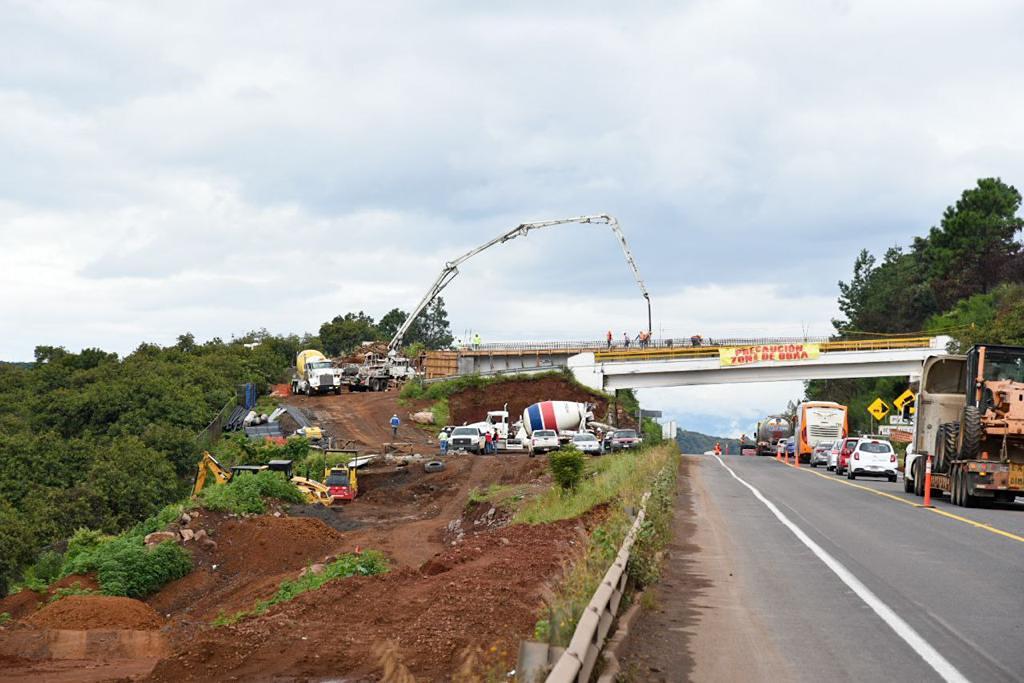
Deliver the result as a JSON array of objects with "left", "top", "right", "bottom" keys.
[
  {"left": 963, "top": 471, "right": 978, "bottom": 508},
  {"left": 913, "top": 459, "right": 924, "bottom": 497},
  {"left": 305, "top": 384, "right": 312, "bottom": 397},
  {"left": 903, "top": 467, "right": 913, "bottom": 493},
  {"left": 959, "top": 406, "right": 982, "bottom": 460},
  {"left": 952, "top": 467, "right": 963, "bottom": 506},
  {"left": 935, "top": 425, "right": 949, "bottom": 473}
]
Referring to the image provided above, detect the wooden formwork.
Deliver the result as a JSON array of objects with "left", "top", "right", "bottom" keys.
[{"left": 424, "top": 351, "right": 458, "bottom": 379}]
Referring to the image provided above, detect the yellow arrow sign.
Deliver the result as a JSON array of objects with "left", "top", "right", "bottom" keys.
[
  {"left": 893, "top": 388, "right": 916, "bottom": 412},
  {"left": 868, "top": 397, "right": 890, "bottom": 421}
]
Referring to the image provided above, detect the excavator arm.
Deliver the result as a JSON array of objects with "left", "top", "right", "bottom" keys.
[
  {"left": 388, "top": 214, "right": 651, "bottom": 352},
  {"left": 191, "top": 452, "right": 233, "bottom": 497}
]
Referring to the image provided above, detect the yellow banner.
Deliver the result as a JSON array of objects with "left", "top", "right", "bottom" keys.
[{"left": 719, "top": 343, "right": 821, "bottom": 367}]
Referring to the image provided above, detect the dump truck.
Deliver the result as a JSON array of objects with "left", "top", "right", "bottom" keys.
[
  {"left": 907, "top": 344, "right": 1024, "bottom": 507},
  {"left": 291, "top": 349, "right": 343, "bottom": 396},
  {"left": 349, "top": 352, "right": 417, "bottom": 392}
]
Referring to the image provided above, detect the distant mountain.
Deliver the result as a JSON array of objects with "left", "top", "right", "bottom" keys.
[{"left": 675, "top": 428, "right": 743, "bottom": 454}]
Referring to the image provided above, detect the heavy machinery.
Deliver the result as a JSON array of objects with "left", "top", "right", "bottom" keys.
[
  {"left": 323, "top": 465, "right": 359, "bottom": 501},
  {"left": 191, "top": 452, "right": 335, "bottom": 506},
  {"left": 908, "top": 344, "right": 1024, "bottom": 506},
  {"left": 388, "top": 213, "right": 652, "bottom": 355},
  {"left": 291, "top": 349, "right": 344, "bottom": 396}
]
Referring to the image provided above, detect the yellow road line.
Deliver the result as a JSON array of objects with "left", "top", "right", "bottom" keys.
[{"left": 774, "top": 460, "right": 1024, "bottom": 544}]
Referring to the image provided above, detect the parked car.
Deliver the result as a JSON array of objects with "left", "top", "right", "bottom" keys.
[
  {"left": 846, "top": 438, "right": 898, "bottom": 481},
  {"left": 833, "top": 437, "right": 860, "bottom": 476},
  {"left": 449, "top": 426, "right": 485, "bottom": 454},
  {"left": 740, "top": 443, "right": 758, "bottom": 456},
  {"left": 810, "top": 440, "right": 833, "bottom": 468},
  {"left": 529, "top": 429, "right": 559, "bottom": 456},
  {"left": 571, "top": 432, "right": 602, "bottom": 455},
  {"left": 786, "top": 438, "right": 796, "bottom": 460},
  {"left": 826, "top": 440, "right": 843, "bottom": 471},
  {"left": 776, "top": 438, "right": 789, "bottom": 458},
  {"left": 609, "top": 429, "right": 642, "bottom": 451}
]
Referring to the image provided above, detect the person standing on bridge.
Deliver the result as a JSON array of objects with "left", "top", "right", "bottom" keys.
[
  {"left": 623, "top": 332, "right": 630, "bottom": 348},
  {"left": 606, "top": 329, "right": 613, "bottom": 349},
  {"left": 390, "top": 414, "right": 400, "bottom": 438},
  {"left": 472, "top": 332, "right": 481, "bottom": 349}
]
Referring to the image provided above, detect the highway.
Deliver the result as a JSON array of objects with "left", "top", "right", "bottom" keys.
[{"left": 617, "top": 454, "right": 1024, "bottom": 682}]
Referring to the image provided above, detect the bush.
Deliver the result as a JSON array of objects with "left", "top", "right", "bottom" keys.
[
  {"left": 14, "top": 550, "right": 64, "bottom": 592},
  {"left": 549, "top": 446, "right": 586, "bottom": 490},
  {"left": 96, "top": 539, "right": 192, "bottom": 598},
  {"left": 199, "top": 470, "right": 305, "bottom": 515},
  {"left": 61, "top": 528, "right": 112, "bottom": 576}
]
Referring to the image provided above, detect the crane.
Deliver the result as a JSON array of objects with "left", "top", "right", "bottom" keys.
[{"left": 389, "top": 214, "right": 651, "bottom": 352}]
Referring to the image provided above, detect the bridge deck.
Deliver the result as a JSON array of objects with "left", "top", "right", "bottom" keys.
[{"left": 592, "top": 336, "right": 933, "bottom": 363}]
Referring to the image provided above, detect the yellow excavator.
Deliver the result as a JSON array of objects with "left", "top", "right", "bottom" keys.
[{"left": 191, "top": 452, "right": 335, "bottom": 506}]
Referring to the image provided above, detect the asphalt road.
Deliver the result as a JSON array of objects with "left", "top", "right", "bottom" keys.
[{"left": 622, "top": 454, "right": 1024, "bottom": 682}]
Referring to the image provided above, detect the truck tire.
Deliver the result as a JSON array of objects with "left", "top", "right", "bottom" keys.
[
  {"left": 913, "top": 459, "right": 924, "bottom": 497},
  {"left": 935, "top": 424, "right": 953, "bottom": 473},
  {"left": 963, "top": 469, "right": 978, "bottom": 508},
  {"left": 903, "top": 465, "right": 914, "bottom": 493},
  {"left": 944, "top": 424, "right": 960, "bottom": 463},
  {"left": 959, "top": 406, "right": 982, "bottom": 461},
  {"left": 423, "top": 460, "right": 445, "bottom": 473}
]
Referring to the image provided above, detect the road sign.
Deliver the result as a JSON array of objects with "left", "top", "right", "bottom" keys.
[
  {"left": 640, "top": 409, "right": 662, "bottom": 418},
  {"left": 889, "top": 415, "right": 913, "bottom": 426},
  {"left": 893, "top": 388, "right": 916, "bottom": 412},
  {"left": 868, "top": 397, "right": 890, "bottom": 421}
]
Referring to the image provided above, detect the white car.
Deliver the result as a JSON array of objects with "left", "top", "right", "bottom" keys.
[
  {"left": 529, "top": 429, "right": 559, "bottom": 456},
  {"left": 571, "top": 432, "right": 602, "bottom": 455},
  {"left": 847, "top": 438, "right": 898, "bottom": 481},
  {"left": 903, "top": 447, "right": 921, "bottom": 493},
  {"left": 449, "top": 426, "right": 485, "bottom": 454}
]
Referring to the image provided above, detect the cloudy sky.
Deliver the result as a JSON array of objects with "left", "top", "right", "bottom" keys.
[{"left": 3, "top": 1, "right": 1023, "bottom": 436}]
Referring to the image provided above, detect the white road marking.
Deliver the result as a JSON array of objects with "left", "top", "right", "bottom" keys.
[{"left": 712, "top": 455, "right": 970, "bottom": 683}]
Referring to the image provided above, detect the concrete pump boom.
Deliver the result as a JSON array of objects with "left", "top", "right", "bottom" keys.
[{"left": 389, "top": 214, "right": 651, "bottom": 352}]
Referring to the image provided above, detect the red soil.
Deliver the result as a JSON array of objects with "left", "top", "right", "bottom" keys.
[
  {"left": 25, "top": 596, "right": 163, "bottom": 630},
  {"left": 0, "top": 574, "right": 100, "bottom": 621},
  {"left": 146, "top": 513, "right": 596, "bottom": 682},
  {"left": 446, "top": 375, "right": 624, "bottom": 426}
]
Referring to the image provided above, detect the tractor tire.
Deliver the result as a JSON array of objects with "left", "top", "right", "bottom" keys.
[
  {"left": 959, "top": 406, "right": 982, "bottom": 461},
  {"left": 935, "top": 424, "right": 951, "bottom": 473}
]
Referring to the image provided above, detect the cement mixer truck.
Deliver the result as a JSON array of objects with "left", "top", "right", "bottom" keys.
[
  {"left": 514, "top": 401, "right": 594, "bottom": 444},
  {"left": 291, "top": 350, "right": 343, "bottom": 396}
]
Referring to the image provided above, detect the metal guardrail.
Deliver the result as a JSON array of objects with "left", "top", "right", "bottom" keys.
[
  {"left": 544, "top": 492, "right": 651, "bottom": 683},
  {"left": 592, "top": 336, "right": 935, "bottom": 363}
]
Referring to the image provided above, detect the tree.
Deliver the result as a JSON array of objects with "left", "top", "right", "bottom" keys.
[
  {"left": 418, "top": 298, "right": 454, "bottom": 349},
  {"left": 318, "top": 312, "right": 380, "bottom": 356},
  {"left": 915, "top": 177, "right": 1023, "bottom": 310},
  {"left": 87, "top": 436, "right": 180, "bottom": 531}
]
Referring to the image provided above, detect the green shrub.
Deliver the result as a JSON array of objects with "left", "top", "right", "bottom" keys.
[
  {"left": 199, "top": 470, "right": 305, "bottom": 515},
  {"left": 549, "top": 446, "right": 586, "bottom": 490},
  {"left": 13, "top": 549, "right": 64, "bottom": 592},
  {"left": 95, "top": 539, "right": 192, "bottom": 598},
  {"left": 0, "top": 612, "right": 10, "bottom": 626},
  {"left": 61, "top": 528, "right": 113, "bottom": 576}
]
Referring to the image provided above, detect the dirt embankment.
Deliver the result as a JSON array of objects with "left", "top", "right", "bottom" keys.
[
  {"left": 26, "top": 596, "right": 163, "bottom": 631},
  {"left": 0, "top": 574, "right": 99, "bottom": 621},
  {"left": 146, "top": 511, "right": 598, "bottom": 683},
  {"left": 446, "top": 375, "right": 633, "bottom": 427},
  {"left": 288, "top": 391, "right": 433, "bottom": 452}
]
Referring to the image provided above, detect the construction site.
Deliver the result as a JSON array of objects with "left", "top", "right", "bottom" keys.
[{"left": 0, "top": 366, "right": 673, "bottom": 682}]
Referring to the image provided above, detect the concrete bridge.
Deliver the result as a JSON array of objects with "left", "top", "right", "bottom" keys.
[{"left": 566, "top": 336, "right": 950, "bottom": 391}]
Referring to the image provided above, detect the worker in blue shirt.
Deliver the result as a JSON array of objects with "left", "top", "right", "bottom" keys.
[{"left": 390, "top": 414, "right": 400, "bottom": 438}]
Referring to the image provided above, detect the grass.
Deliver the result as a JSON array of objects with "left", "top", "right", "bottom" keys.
[
  {"left": 515, "top": 445, "right": 675, "bottom": 525},
  {"left": 399, "top": 369, "right": 611, "bottom": 403},
  {"left": 47, "top": 583, "right": 100, "bottom": 603},
  {"left": 0, "top": 612, "right": 10, "bottom": 626},
  {"left": 528, "top": 443, "right": 680, "bottom": 646},
  {"left": 213, "top": 551, "right": 388, "bottom": 626},
  {"left": 467, "top": 483, "right": 532, "bottom": 511}
]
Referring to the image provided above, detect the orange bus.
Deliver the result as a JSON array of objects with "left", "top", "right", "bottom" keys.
[{"left": 795, "top": 401, "right": 848, "bottom": 463}]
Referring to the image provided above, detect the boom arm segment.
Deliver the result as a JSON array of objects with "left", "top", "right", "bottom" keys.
[{"left": 389, "top": 214, "right": 650, "bottom": 351}]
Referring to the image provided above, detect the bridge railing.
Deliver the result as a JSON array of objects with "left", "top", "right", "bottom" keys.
[
  {"left": 458, "top": 335, "right": 846, "bottom": 355},
  {"left": 592, "top": 336, "right": 934, "bottom": 363}
]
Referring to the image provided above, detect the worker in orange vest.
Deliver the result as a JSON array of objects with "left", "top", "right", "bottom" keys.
[
  {"left": 606, "top": 330, "right": 613, "bottom": 349},
  {"left": 714, "top": 442, "right": 722, "bottom": 456}
]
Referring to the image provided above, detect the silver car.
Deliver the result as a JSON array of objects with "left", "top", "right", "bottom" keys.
[
  {"left": 571, "top": 432, "right": 602, "bottom": 455},
  {"left": 810, "top": 440, "right": 833, "bottom": 468}
]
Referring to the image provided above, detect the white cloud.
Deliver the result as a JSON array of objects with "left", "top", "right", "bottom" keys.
[{"left": 2, "top": 0, "right": 1023, "bottom": 430}]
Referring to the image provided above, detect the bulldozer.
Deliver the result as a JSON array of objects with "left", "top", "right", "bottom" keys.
[{"left": 191, "top": 452, "right": 336, "bottom": 506}]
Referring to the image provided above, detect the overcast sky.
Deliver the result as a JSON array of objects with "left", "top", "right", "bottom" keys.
[{"left": 3, "top": 1, "right": 1023, "bottom": 436}]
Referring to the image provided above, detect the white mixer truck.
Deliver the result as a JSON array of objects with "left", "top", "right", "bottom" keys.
[{"left": 291, "top": 349, "right": 343, "bottom": 396}]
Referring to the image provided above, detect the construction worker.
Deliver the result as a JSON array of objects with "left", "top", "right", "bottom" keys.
[
  {"left": 472, "top": 332, "right": 481, "bottom": 349},
  {"left": 714, "top": 442, "right": 722, "bottom": 456},
  {"left": 606, "top": 330, "right": 613, "bottom": 349},
  {"left": 623, "top": 332, "right": 630, "bottom": 348},
  {"left": 390, "top": 414, "right": 400, "bottom": 438},
  {"left": 438, "top": 429, "right": 449, "bottom": 455},
  {"left": 484, "top": 430, "right": 494, "bottom": 454}
]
